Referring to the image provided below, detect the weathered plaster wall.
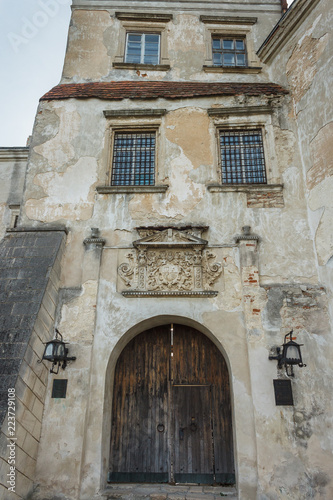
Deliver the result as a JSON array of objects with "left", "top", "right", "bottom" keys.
[
  {"left": 61, "top": 2, "right": 282, "bottom": 84},
  {"left": 21, "top": 95, "right": 316, "bottom": 284},
  {"left": 267, "top": 0, "right": 333, "bottom": 311},
  {"left": 0, "top": 149, "right": 28, "bottom": 240},
  {"left": 7, "top": 1, "right": 332, "bottom": 499},
  {"left": 22, "top": 89, "right": 331, "bottom": 500}
]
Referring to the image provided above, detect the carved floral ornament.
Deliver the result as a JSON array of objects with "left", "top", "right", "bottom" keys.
[{"left": 118, "top": 227, "right": 223, "bottom": 297}]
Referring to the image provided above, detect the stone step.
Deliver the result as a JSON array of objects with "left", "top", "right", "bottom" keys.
[{"left": 101, "top": 483, "right": 237, "bottom": 500}]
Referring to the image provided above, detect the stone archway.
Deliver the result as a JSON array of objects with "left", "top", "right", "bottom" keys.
[{"left": 108, "top": 323, "right": 235, "bottom": 485}]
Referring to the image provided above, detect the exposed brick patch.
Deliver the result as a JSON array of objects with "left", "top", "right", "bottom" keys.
[
  {"left": 40, "top": 81, "right": 288, "bottom": 102},
  {"left": 243, "top": 269, "right": 259, "bottom": 286},
  {"left": 263, "top": 284, "right": 328, "bottom": 336},
  {"left": 247, "top": 190, "right": 284, "bottom": 208}
]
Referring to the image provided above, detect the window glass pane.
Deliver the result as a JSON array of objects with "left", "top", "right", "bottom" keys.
[
  {"left": 144, "top": 34, "right": 160, "bottom": 64},
  {"left": 128, "top": 34, "right": 142, "bottom": 43},
  {"left": 212, "top": 39, "right": 221, "bottom": 50},
  {"left": 236, "top": 53, "right": 246, "bottom": 66},
  {"left": 145, "top": 34, "right": 159, "bottom": 44},
  {"left": 222, "top": 40, "right": 234, "bottom": 50},
  {"left": 223, "top": 53, "right": 235, "bottom": 66},
  {"left": 213, "top": 53, "right": 222, "bottom": 66},
  {"left": 126, "top": 34, "right": 142, "bottom": 63},
  {"left": 236, "top": 40, "right": 245, "bottom": 50}
]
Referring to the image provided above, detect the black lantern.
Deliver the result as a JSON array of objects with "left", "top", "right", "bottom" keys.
[
  {"left": 269, "top": 331, "right": 306, "bottom": 377},
  {"left": 41, "top": 329, "right": 76, "bottom": 374}
]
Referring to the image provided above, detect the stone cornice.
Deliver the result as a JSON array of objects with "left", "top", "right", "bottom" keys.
[
  {"left": 122, "top": 290, "right": 218, "bottom": 298},
  {"left": 208, "top": 105, "right": 272, "bottom": 116},
  {"left": 112, "top": 63, "right": 171, "bottom": 71},
  {"left": 96, "top": 185, "right": 169, "bottom": 194},
  {"left": 207, "top": 183, "right": 283, "bottom": 193},
  {"left": 257, "top": 0, "right": 321, "bottom": 63},
  {"left": 200, "top": 15, "right": 257, "bottom": 25},
  {"left": 103, "top": 109, "right": 167, "bottom": 118},
  {"left": 115, "top": 12, "right": 173, "bottom": 22},
  {"left": 203, "top": 66, "right": 262, "bottom": 74},
  {"left": 0, "top": 147, "right": 29, "bottom": 162}
]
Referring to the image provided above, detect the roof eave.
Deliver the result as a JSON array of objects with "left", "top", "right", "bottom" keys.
[{"left": 257, "top": 0, "right": 321, "bottom": 64}]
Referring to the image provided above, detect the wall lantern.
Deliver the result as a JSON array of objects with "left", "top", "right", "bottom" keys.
[
  {"left": 269, "top": 331, "right": 306, "bottom": 377},
  {"left": 41, "top": 329, "right": 76, "bottom": 374}
]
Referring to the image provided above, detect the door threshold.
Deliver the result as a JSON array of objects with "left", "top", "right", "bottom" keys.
[{"left": 102, "top": 483, "right": 237, "bottom": 499}]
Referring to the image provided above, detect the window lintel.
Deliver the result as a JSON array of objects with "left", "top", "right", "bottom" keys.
[
  {"left": 115, "top": 12, "right": 173, "bottom": 23},
  {"left": 200, "top": 16, "right": 257, "bottom": 25},
  {"left": 104, "top": 109, "right": 167, "bottom": 119},
  {"left": 208, "top": 106, "right": 272, "bottom": 117}
]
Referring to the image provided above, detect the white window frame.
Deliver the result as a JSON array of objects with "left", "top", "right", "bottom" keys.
[
  {"left": 114, "top": 14, "right": 171, "bottom": 68},
  {"left": 125, "top": 32, "right": 161, "bottom": 65}
]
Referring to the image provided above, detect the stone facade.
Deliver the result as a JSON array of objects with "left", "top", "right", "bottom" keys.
[{"left": 0, "top": 0, "right": 332, "bottom": 499}]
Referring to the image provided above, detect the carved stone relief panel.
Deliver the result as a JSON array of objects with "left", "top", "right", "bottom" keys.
[{"left": 118, "top": 227, "right": 223, "bottom": 297}]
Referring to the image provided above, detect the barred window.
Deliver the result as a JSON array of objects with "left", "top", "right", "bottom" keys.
[
  {"left": 111, "top": 132, "right": 156, "bottom": 186},
  {"left": 220, "top": 129, "right": 267, "bottom": 184},
  {"left": 125, "top": 33, "right": 160, "bottom": 65},
  {"left": 212, "top": 37, "right": 247, "bottom": 67}
]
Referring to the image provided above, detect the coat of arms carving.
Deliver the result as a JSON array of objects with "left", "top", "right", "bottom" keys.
[{"left": 118, "top": 227, "right": 223, "bottom": 297}]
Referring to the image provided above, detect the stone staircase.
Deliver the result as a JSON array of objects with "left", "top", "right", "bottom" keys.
[{"left": 101, "top": 483, "right": 237, "bottom": 499}]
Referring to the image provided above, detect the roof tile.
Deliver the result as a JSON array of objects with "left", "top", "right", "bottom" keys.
[{"left": 41, "top": 81, "right": 288, "bottom": 101}]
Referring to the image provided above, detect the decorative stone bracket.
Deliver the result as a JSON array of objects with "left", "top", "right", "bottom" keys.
[
  {"left": 83, "top": 228, "right": 106, "bottom": 248},
  {"left": 118, "top": 227, "right": 223, "bottom": 297}
]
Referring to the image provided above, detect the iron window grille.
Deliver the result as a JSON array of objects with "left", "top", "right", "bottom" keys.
[
  {"left": 111, "top": 132, "right": 156, "bottom": 186},
  {"left": 220, "top": 129, "right": 267, "bottom": 184},
  {"left": 125, "top": 33, "right": 160, "bottom": 65},
  {"left": 212, "top": 37, "right": 247, "bottom": 67}
]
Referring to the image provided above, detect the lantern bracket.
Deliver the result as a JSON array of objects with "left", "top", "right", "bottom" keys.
[
  {"left": 269, "top": 330, "right": 306, "bottom": 377},
  {"left": 39, "top": 329, "right": 76, "bottom": 374}
]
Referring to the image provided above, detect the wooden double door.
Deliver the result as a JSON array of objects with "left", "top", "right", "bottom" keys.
[{"left": 109, "top": 324, "right": 235, "bottom": 485}]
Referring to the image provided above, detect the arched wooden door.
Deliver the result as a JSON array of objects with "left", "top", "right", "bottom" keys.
[{"left": 109, "top": 324, "right": 235, "bottom": 485}]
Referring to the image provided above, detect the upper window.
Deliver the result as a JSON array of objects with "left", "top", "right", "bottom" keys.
[
  {"left": 125, "top": 33, "right": 160, "bottom": 65},
  {"left": 220, "top": 129, "right": 267, "bottom": 184},
  {"left": 212, "top": 37, "right": 247, "bottom": 67},
  {"left": 111, "top": 132, "right": 156, "bottom": 186}
]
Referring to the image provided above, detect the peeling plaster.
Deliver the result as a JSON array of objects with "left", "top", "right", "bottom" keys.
[
  {"left": 62, "top": 10, "right": 112, "bottom": 80},
  {"left": 286, "top": 31, "right": 329, "bottom": 106},
  {"left": 308, "top": 176, "right": 333, "bottom": 265},
  {"left": 58, "top": 280, "right": 98, "bottom": 344},
  {"left": 34, "top": 103, "right": 81, "bottom": 170},
  {"left": 307, "top": 121, "right": 333, "bottom": 190},
  {"left": 25, "top": 157, "right": 97, "bottom": 222}
]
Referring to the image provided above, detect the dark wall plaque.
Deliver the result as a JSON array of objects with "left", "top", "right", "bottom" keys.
[
  {"left": 273, "top": 379, "right": 293, "bottom": 406},
  {"left": 52, "top": 379, "right": 68, "bottom": 399}
]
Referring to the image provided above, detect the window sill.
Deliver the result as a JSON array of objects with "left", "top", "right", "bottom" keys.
[
  {"left": 96, "top": 185, "right": 169, "bottom": 194},
  {"left": 203, "top": 65, "right": 262, "bottom": 74},
  {"left": 113, "top": 62, "right": 170, "bottom": 71},
  {"left": 207, "top": 183, "right": 283, "bottom": 193}
]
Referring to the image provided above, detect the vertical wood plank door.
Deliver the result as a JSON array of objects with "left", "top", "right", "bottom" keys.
[
  {"left": 109, "top": 324, "right": 235, "bottom": 486},
  {"left": 173, "top": 385, "right": 214, "bottom": 484},
  {"left": 172, "top": 325, "right": 235, "bottom": 485},
  {"left": 109, "top": 326, "right": 170, "bottom": 483}
]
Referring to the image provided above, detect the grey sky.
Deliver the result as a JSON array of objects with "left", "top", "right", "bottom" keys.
[
  {"left": 0, "top": 0, "right": 293, "bottom": 147},
  {"left": 0, "top": 0, "right": 71, "bottom": 146}
]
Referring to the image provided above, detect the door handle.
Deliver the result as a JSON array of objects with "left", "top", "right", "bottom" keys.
[{"left": 179, "top": 428, "right": 184, "bottom": 441}]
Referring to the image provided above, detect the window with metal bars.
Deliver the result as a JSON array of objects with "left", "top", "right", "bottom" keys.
[
  {"left": 125, "top": 33, "right": 160, "bottom": 65},
  {"left": 111, "top": 132, "right": 156, "bottom": 186},
  {"left": 212, "top": 37, "right": 247, "bottom": 67},
  {"left": 220, "top": 129, "right": 267, "bottom": 184}
]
